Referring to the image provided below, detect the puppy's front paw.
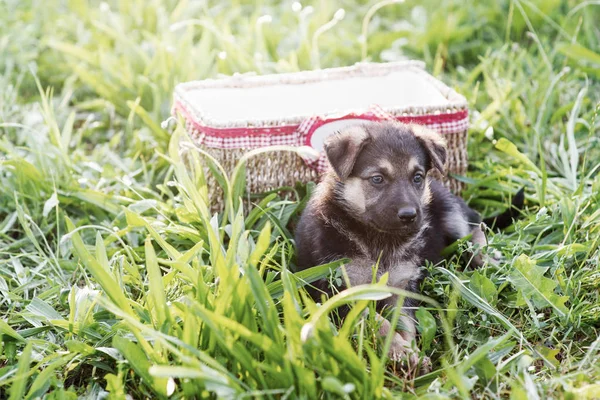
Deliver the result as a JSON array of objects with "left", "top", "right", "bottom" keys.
[
  {"left": 387, "top": 333, "right": 432, "bottom": 376},
  {"left": 472, "top": 249, "right": 502, "bottom": 268},
  {"left": 469, "top": 223, "right": 503, "bottom": 268},
  {"left": 388, "top": 332, "right": 415, "bottom": 362},
  {"left": 419, "top": 355, "right": 432, "bottom": 374},
  {"left": 388, "top": 333, "right": 424, "bottom": 372}
]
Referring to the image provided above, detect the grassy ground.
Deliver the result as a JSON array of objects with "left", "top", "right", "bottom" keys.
[{"left": 1, "top": 0, "right": 599, "bottom": 398}]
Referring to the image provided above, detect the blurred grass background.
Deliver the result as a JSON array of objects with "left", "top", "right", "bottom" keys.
[{"left": 1, "top": 0, "right": 600, "bottom": 398}]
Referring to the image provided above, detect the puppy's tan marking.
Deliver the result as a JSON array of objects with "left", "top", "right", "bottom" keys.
[
  {"left": 407, "top": 157, "right": 420, "bottom": 172},
  {"left": 422, "top": 179, "right": 432, "bottom": 205},
  {"left": 378, "top": 159, "right": 395, "bottom": 175},
  {"left": 312, "top": 171, "right": 336, "bottom": 212},
  {"left": 343, "top": 177, "right": 366, "bottom": 214}
]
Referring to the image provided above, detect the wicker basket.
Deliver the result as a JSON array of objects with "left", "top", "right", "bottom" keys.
[{"left": 173, "top": 61, "right": 469, "bottom": 210}]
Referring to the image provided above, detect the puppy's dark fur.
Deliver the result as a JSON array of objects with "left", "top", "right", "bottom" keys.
[{"left": 294, "top": 121, "right": 486, "bottom": 364}]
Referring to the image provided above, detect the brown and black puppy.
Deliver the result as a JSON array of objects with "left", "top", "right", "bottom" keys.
[{"left": 295, "top": 121, "right": 487, "bottom": 366}]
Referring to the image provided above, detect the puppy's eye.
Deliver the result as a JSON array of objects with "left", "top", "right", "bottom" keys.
[
  {"left": 371, "top": 175, "right": 384, "bottom": 184},
  {"left": 413, "top": 173, "right": 424, "bottom": 184}
]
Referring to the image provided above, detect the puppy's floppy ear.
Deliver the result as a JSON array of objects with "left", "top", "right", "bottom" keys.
[
  {"left": 411, "top": 124, "right": 447, "bottom": 174},
  {"left": 324, "top": 125, "right": 371, "bottom": 180}
]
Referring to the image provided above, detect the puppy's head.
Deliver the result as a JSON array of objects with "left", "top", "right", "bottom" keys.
[{"left": 323, "top": 121, "right": 447, "bottom": 234}]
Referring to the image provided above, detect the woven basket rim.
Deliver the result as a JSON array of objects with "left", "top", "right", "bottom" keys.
[{"left": 173, "top": 61, "right": 468, "bottom": 129}]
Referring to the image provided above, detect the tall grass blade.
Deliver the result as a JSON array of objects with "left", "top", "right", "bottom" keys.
[{"left": 8, "top": 342, "right": 32, "bottom": 400}]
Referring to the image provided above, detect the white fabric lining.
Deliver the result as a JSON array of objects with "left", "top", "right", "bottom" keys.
[{"left": 182, "top": 70, "right": 452, "bottom": 123}]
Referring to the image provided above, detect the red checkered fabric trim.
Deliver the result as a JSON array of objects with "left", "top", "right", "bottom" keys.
[
  {"left": 397, "top": 112, "right": 469, "bottom": 134},
  {"left": 174, "top": 101, "right": 468, "bottom": 172},
  {"left": 312, "top": 153, "right": 331, "bottom": 173},
  {"left": 175, "top": 102, "right": 299, "bottom": 149}
]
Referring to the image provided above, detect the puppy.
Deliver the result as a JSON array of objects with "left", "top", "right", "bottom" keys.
[{"left": 294, "top": 121, "right": 487, "bottom": 367}]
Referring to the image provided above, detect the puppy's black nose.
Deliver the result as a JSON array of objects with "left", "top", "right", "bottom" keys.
[{"left": 397, "top": 207, "right": 417, "bottom": 222}]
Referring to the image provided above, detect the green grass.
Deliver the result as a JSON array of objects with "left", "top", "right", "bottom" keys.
[{"left": 1, "top": 0, "right": 600, "bottom": 398}]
